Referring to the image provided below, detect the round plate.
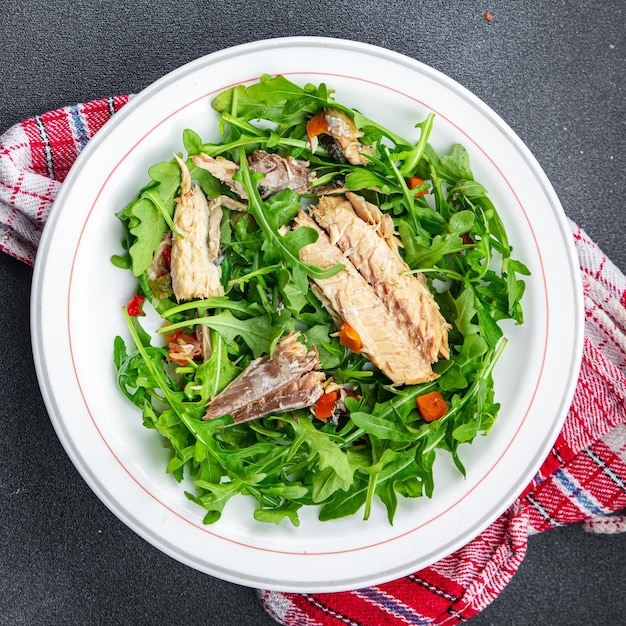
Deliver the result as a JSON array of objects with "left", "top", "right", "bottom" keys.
[{"left": 31, "top": 37, "right": 583, "bottom": 592}]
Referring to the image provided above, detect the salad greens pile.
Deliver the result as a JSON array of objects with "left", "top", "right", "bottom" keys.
[{"left": 112, "top": 75, "right": 529, "bottom": 526}]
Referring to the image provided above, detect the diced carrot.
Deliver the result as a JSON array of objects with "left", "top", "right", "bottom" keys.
[
  {"left": 339, "top": 321, "right": 363, "bottom": 353},
  {"left": 306, "top": 111, "right": 329, "bottom": 141},
  {"left": 127, "top": 294, "right": 146, "bottom": 317},
  {"left": 407, "top": 176, "right": 429, "bottom": 197},
  {"left": 315, "top": 389, "right": 339, "bottom": 420},
  {"left": 416, "top": 391, "right": 449, "bottom": 422}
]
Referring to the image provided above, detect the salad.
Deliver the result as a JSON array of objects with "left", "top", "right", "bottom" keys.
[{"left": 112, "top": 75, "right": 528, "bottom": 527}]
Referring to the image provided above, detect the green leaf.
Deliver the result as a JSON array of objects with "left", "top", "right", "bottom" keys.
[
  {"left": 376, "top": 480, "right": 398, "bottom": 525},
  {"left": 349, "top": 411, "right": 418, "bottom": 442},
  {"left": 440, "top": 144, "right": 474, "bottom": 181},
  {"left": 476, "top": 305, "right": 504, "bottom": 348},
  {"left": 254, "top": 502, "right": 302, "bottom": 526},
  {"left": 125, "top": 197, "right": 168, "bottom": 276},
  {"left": 116, "top": 158, "right": 181, "bottom": 276},
  {"left": 449, "top": 179, "right": 488, "bottom": 199},
  {"left": 346, "top": 169, "right": 396, "bottom": 194},
  {"left": 303, "top": 324, "right": 343, "bottom": 370},
  {"left": 188, "top": 162, "right": 221, "bottom": 197},
  {"left": 452, "top": 420, "right": 480, "bottom": 443},
  {"left": 290, "top": 416, "right": 353, "bottom": 497},
  {"left": 318, "top": 477, "right": 368, "bottom": 521},
  {"left": 191, "top": 330, "right": 241, "bottom": 403},
  {"left": 212, "top": 74, "right": 331, "bottom": 128},
  {"left": 454, "top": 286, "right": 481, "bottom": 336},
  {"left": 183, "top": 128, "right": 203, "bottom": 155},
  {"left": 449, "top": 210, "right": 475, "bottom": 234},
  {"left": 400, "top": 222, "right": 467, "bottom": 268},
  {"left": 438, "top": 362, "right": 469, "bottom": 391},
  {"left": 163, "top": 309, "right": 284, "bottom": 359},
  {"left": 398, "top": 113, "right": 435, "bottom": 177}
]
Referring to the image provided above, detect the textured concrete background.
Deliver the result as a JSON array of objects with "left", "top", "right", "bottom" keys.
[{"left": 1, "top": 1, "right": 624, "bottom": 624}]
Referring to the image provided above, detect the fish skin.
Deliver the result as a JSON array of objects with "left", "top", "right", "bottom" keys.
[
  {"left": 191, "top": 150, "right": 310, "bottom": 200},
  {"left": 248, "top": 150, "right": 310, "bottom": 197},
  {"left": 203, "top": 333, "right": 325, "bottom": 423}
]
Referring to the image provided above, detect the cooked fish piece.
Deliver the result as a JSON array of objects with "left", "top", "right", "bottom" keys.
[
  {"left": 191, "top": 150, "right": 310, "bottom": 200},
  {"left": 198, "top": 323, "right": 212, "bottom": 362},
  {"left": 310, "top": 108, "right": 374, "bottom": 166},
  {"left": 170, "top": 155, "right": 224, "bottom": 301},
  {"left": 310, "top": 192, "right": 450, "bottom": 362},
  {"left": 344, "top": 191, "right": 401, "bottom": 254},
  {"left": 206, "top": 197, "right": 223, "bottom": 262},
  {"left": 214, "top": 194, "right": 247, "bottom": 212},
  {"left": 205, "top": 194, "right": 249, "bottom": 258},
  {"left": 295, "top": 211, "right": 438, "bottom": 384},
  {"left": 190, "top": 153, "right": 247, "bottom": 198},
  {"left": 249, "top": 150, "right": 310, "bottom": 197},
  {"left": 203, "top": 333, "right": 325, "bottom": 423}
]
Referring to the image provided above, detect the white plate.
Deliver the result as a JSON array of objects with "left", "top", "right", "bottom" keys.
[{"left": 31, "top": 37, "right": 583, "bottom": 592}]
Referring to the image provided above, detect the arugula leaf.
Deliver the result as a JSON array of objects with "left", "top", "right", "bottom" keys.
[
  {"left": 160, "top": 309, "right": 285, "bottom": 359},
  {"left": 440, "top": 144, "right": 474, "bottom": 181},
  {"left": 288, "top": 415, "right": 353, "bottom": 500},
  {"left": 235, "top": 146, "right": 344, "bottom": 291},
  {"left": 189, "top": 330, "right": 240, "bottom": 403},
  {"left": 115, "top": 159, "right": 181, "bottom": 276},
  {"left": 212, "top": 74, "right": 332, "bottom": 128}
]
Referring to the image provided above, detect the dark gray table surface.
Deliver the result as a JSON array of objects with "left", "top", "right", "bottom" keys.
[{"left": 1, "top": 2, "right": 625, "bottom": 624}]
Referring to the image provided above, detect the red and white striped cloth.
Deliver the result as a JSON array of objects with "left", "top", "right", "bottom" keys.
[
  {"left": 1, "top": 98, "right": 624, "bottom": 625},
  {"left": 0, "top": 96, "right": 129, "bottom": 264}
]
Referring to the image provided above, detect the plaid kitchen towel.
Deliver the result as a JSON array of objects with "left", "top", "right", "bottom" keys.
[
  {"left": 1, "top": 98, "right": 624, "bottom": 625},
  {"left": 0, "top": 96, "right": 129, "bottom": 265}
]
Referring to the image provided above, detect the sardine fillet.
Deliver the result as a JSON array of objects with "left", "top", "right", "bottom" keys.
[
  {"left": 296, "top": 212, "right": 437, "bottom": 385},
  {"left": 310, "top": 193, "right": 450, "bottom": 362},
  {"left": 171, "top": 156, "right": 224, "bottom": 301},
  {"left": 324, "top": 108, "right": 374, "bottom": 166},
  {"left": 203, "top": 333, "right": 325, "bottom": 423},
  {"left": 191, "top": 151, "right": 310, "bottom": 200}
]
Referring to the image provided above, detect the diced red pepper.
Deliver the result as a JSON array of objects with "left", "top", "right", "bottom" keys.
[
  {"left": 315, "top": 389, "right": 339, "bottom": 420},
  {"left": 416, "top": 391, "right": 449, "bottom": 422},
  {"left": 162, "top": 246, "right": 172, "bottom": 267},
  {"left": 127, "top": 294, "right": 146, "bottom": 317}
]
